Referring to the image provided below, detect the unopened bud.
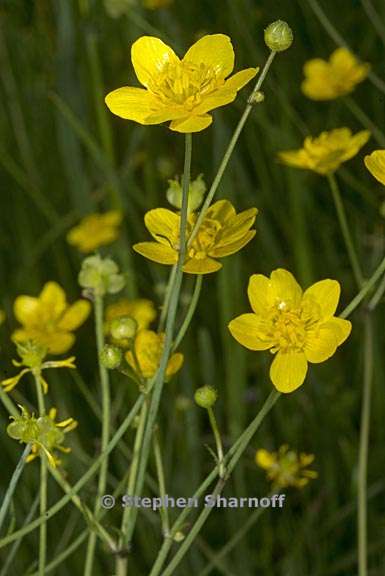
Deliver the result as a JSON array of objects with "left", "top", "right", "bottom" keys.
[
  {"left": 99, "top": 344, "right": 122, "bottom": 369},
  {"left": 264, "top": 20, "right": 293, "bottom": 52},
  {"left": 194, "top": 386, "right": 218, "bottom": 409},
  {"left": 167, "top": 174, "right": 206, "bottom": 213},
  {"left": 110, "top": 316, "right": 137, "bottom": 341},
  {"left": 78, "top": 255, "right": 125, "bottom": 297}
]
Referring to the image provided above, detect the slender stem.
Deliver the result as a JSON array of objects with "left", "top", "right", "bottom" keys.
[
  {"left": 124, "top": 134, "right": 192, "bottom": 546},
  {"left": 188, "top": 51, "right": 276, "bottom": 246},
  {"left": 153, "top": 428, "right": 170, "bottom": 537},
  {"left": 367, "top": 273, "right": 385, "bottom": 311},
  {"left": 173, "top": 274, "right": 203, "bottom": 351},
  {"left": 207, "top": 407, "right": 225, "bottom": 478},
  {"left": 84, "top": 294, "right": 111, "bottom": 576},
  {"left": 327, "top": 173, "right": 364, "bottom": 288},
  {"left": 345, "top": 97, "right": 385, "bottom": 147},
  {"left": 340, "top": 253, "right": 385, "bottom": 318},
  {"left": 149, "top": 390, "right": 280, "bottom": 576},
  {"left": 158, "top": 265, "right": 177, "bottom": 332},
  {"left": 358, "top": 316, "right": 373, "bottom": 576},
  {"left": 361, "top": 0, "right": 385, "bottom": 46},
  {"left": 33, "top": 373, "right": 47, "bottom": 576},
  {"left": 0, "top": 444, "right": 31, "bottom": 533}
]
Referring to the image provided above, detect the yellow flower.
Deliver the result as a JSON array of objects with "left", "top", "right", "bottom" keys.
[
  {"left": 12, "top": 282, "right": 91, "bottom": 355},
  {"left": 278, "top": 128, "right": 370, "bottom": 175},
  {"left": 67, "top": 211, "right": 123, "bottom": 253},
  {"left": 105, "top": 34, "right": 258, "bottom": 133},
  {"left": 143, "top": 0, "right": 173, "bottom": 8},
  {"left": 302, "top": 48, "right": 369, "bottom": 100},
  {"left": 7, "top": 406, "right": 77, "bottom": 468},
  {"left": 125, "top": 329, "right": 183, "bottom": 380},
  {"left": 133, "top": 200, "right": 258, "bottom": 274},
  {"left": 106, "top": 298, "right": 157, "bottom": 331},
  {"left": 256, "top": 445, "right": 318, "bottom": 489},
  {"left": 228, "top": 269, "right": 351, "bottom": 393},
  {"left": 364, "top": 150, "right": 385, "bottom": 186}
]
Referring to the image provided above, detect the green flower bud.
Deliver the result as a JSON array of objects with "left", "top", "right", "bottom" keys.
[
  {"left": 16, "top": 340, "right": 47, "bottom": 368},
  {"left": 78, "top": 255, "right": 125, "bottom": 296},
  {"left": 7, "top": 407, "right": 40, "bottom": 443},
  {"left": 194, "top": 386, "right": 218, "bottom": 409},
  {"left": 166, "top": 174, "right": 206, "bottom": 213},
  {"left": 99, "top": 344, "right": 122, "bottom": 369},
  {"left": 110, "top": 316, "right": 137, "bottom": 341},
  {"left": 264, "top": 20, "right": 293, "bottom": 52}
]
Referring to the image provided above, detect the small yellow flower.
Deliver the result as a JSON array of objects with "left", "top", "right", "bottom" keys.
[
  {"left": 106, "top": 298, "right": 157, "bottom": 331},
  {"left": 67, "top": 211, "right": 123, "bottom": 253},
  {"left": 256, "top": 445, "right": 318, "bottom": 489},
  {"left": 278, "top": 128, "right": 370, "bottom": 175},
  {"left": 364, "top": 150, "right": 385, "bottom": 186},
  {"left": 143, "top": 0, "right": 173, "bottom": 8},
  {"left": 12, "top": 282, "right": 90, "bottom": 355},
  {"left": 125, "top": 329, "right": 183, "bottom": 380},
  {"left": 228, "top": 269, "right": 351, "bottom": 393},
  {"left": 105, "top": 34, "right": 258, "bottom": 133},
  {"left": 7, "top": 406, "right": 77, "bottom": 468},
  {"left": 302, "top": 48, "right": 369, "bottom": 100},
  {"left": 134, "top": 200, "right": 257, "bottom": 274}
]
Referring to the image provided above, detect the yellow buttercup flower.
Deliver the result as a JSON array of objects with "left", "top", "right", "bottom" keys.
[
  {"left": 364, "top": 150, "right": 385, "bottom": 186},
  {"left": 12, "top": 282, "right": 91, "bottom": 355},
  {"left": 278, "top": 128, "right": 370, "bottom": 175},
  {"left": 256, "top": 445, "right": 318, "bottom": 489},
  {"left": 125, "top": 329, "right": 183, "bottom": 380},
  {"left": 67, "top": 211, "right": 123, "bottom": 253},
  {"left": 302, "top": 47, "right": 369, "bottom": 100},
  {"left": 7, "top": 406, "right": 77, "bottom": 468},
  {"left": 228, "top": 269, "right": 351, "bottom": 393},
  {"left": 134, "top": 200, "right": 257, "bottom": 274},
  {"left": 105, "top": 34, "right": 258, "bottom": 133},
  {"left": 106, "top": 298, "right": 157, "bottom": 331}
]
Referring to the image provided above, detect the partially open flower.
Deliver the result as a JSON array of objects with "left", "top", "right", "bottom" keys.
[
  {"left": 134, "top": 200, "right": 257, "bottom": 274},
  {"left": 166, "top": 174, "right": 206, "bottom": 213},
  {"left": 105, "top": 34, "right": 258, "bottom": 133},
  {"left": 67, "top": 211, "right": 122, "bottom": 253},
  {"left": 278, "top": 128, "right": 370, "bottom": 175},
  {"left": 302, "top": 48, "right": 369, "bottom": 100},
  {"left": 256, "top": 445, "right": 317, "bottom": 489},
  {"left": 79, "top": 255, "right": 125, "bottom": 297},
  {"left": 7, "top": 406, "right": 77, "bottom": 468},
  {"left": 125, "top": 329, "right": 183, "bottom": 380}
]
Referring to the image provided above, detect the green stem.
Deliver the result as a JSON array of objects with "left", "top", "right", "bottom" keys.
[
  {"left": 33, "top": 372, "right": 47, "bottom": 576},
  {"left": 173, "top": 274, "right": 203, "bottom": 351},
  {"left": 207, "top": 407, "right": 225, "bottom": 479},
  {"left": 327, "top": 173, "right": 364, "bottom": 288},
  {"left": 345, "top": 97, "right": 385, "bottom": 147},
  {"left": 158, "top": 265, "right": 177, "bottom": 332},
  {"left": 358, "top": 316, "right": 373, "bottom": 576},
  {"left": 124, "top": 134, "right": 192, "bottom": 547},
  {"left": 188, "top": 50, "right": 276, "bottom": 246},
  {"left": 149, "top": 390, "right": 280, "bottom": 576},
  {"left": 153, "top": 428, "right": 170, "bottom": 537},
  {"left": 0, "top": 444, "right": 31, "bottom": 533},
  {"left": 84, "top": 294, "right": 111, "bottom": 576},
  {"left": 340, "top": 253, "right": 385, "bottom": 318}
]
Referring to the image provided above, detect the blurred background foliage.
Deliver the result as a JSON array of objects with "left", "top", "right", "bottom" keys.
[{"left": 1, "top": 0, "right": 385, "bottom": 574}]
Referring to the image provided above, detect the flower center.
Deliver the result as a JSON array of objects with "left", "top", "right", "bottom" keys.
[
  {"left": 268, "top": 300, "right": 321, "bottom": 353},
  {"left": 149, "top": 61, "right": 221, "bottom": 109},
  {"left": 187, "top": 218, "right": 222, "bottom": 260}
]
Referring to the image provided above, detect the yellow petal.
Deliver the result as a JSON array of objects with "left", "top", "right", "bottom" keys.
[
  {"left": 166, "top": 352, "right": 184, "bottom": 379},
  {"left": 183, "top": 34, "right": 234, "bottom": 79},
  {"left": 303, "top": 279, "right": 341, "bottom": 319},
  {"left": 133, "top": 242, "right": 177, "bottom": 265},
  {"left": 39, "top": 282, "right": 67, "bottom": 320},
  {"left": 131, "top": 36, "right": 179, "bottom": 87},
  {"left": 144, "top": 208, "right": 180, "bottom": 245},
  {"left": 57, "top": 300, "right": 91, "bottom": 330},
  {"left": 193, "top": 89, "right": 236, "bottom": 115},
  {"left": 364, "top": 150, "right": 385, "bottom": 186},
  {"left": 14, "top": 296, "right": 39, "bottom": 325},
  {"left": 215, "top": 207, "right": 257, "bottom": 246},
  {"left": 105, "top": 87, "right": 159, "bottom": 123},
  {"left": 247, "top": 274, "right": 272, "bottom": 315},
  {"left": 224, "top": 67, "right": 258, "bottom": 91},
  {"left": 205, "top": 200, "right": 236, "bottom": 223},
  {"left": 169, "top": 114, "right": 213, "bottom": 133},
  {"left": 270, "top": 269, "right": 302, "bottom": 306},
  {"left": 270, "top": 351, "right": 308, "bottom": 393},
  {"left": 255, "top": 448, "right": 276, "bottom": 470},
  {"left": 46, "top": 333, "right": 75, "bottom": 355},
  {"left": 210, "top": 230, "right": 256, "bottom": 257},
  {"left": 183, "top": 257, "right": 222, "bottom": 274},
  {"left": 305, "top": 318, "right": 351, "bottom": 363},
  {"left": 228, "top": 313, "right": 273, "bottom": 350},
  {"left": 278, "top": 149, "right": 310, "bottom": 170},
  {"left": 102, "top": 211, "right": 123, "bottom": 225}
]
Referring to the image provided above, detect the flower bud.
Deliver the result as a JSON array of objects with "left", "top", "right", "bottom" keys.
[
  {"left": 194, "top": 386, "right": 218, "bottom": 409},
  {"left": 99, "top": 344, "right": 122, "bottom": 369},
  {"left": 166, "top": 174, "right": 206, "bottom": 213},
  {"left": 264, "top": 20, "right": 293, "bottom": 52},
  {"left": 78, "top": 255, "right": 125, "bottom": 297},
  {"left": 110, "top": 316, "right": 137, "bottom": 341}
]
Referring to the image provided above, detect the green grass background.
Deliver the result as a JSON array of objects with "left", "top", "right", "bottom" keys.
[{"left": 1, "top": 0, "right": 385, "bottom": 574}]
